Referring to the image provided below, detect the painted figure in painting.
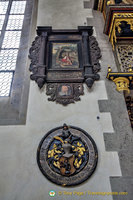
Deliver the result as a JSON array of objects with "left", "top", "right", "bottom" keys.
[
  {"left": 58, "top": 85, "right": 72, "bottom": 96},
  {"left": 52, "top": 43, "right": 79, "bottom": 68},
  {"left": 60, "top": 51, "right": 72, "bottom": 66}
]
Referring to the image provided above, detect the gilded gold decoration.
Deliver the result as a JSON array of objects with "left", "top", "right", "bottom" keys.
[
  {"left": 47, "top": 124, "right": 88, "bottom": 176},
  {"left": 54, "top": 136, "right": 64, "bottom": 144},
  {"left": 129, "top": 66, "right": 133, "bottom": 72},
  {"left": 98, "top": 0, "right": 104, "bottom": 11},
  {"left": 74, "top": 158, "right": 82, "bottom": 168},
  {"left": 109, "top": 13, "right": 133, "bottom": 50},
  {"left": 72, "top": 141, "right": 85, "bottom": 168},
  {"left": 37, "top": 124, "right": 98, "bottom": 186},
  {"left": 108, "top": 65, "right": 112, "bottom": 72},
  {"left": 53, "top": 161, "right": 60, "bottom": 169},
  {"left": 48, "top": 144, "right": 63, "bottom": 169},
  {"left": 107, "top": 0, "right": 133, "bottom": 5},
  {"left": 122, "top": 0, "right": 133, "bottom": 4},
  {"left": 72, "top": 141, "right": 86, "bottom": 158},
  {"left": 106, "top": 66, "right": 133, "bottom": 93},
  {"left": 103, "top": 0, "right": 107, "bottom": 19},
  {"left": 113, "top": 77, "right": 130, "bottom": 93},
  {"left": 107, "top": 0, "right": 115, "bottom": 5},
  {"left": 110, "top": 76, "right": 114, "bottom": 80}
]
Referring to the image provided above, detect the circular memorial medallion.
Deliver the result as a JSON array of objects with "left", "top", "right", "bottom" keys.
[{"left": 37, "top": 124, "right": 98, "bottom": 186}]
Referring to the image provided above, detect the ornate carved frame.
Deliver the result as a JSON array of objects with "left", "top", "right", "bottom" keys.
[{"left": 29, "top": 26, "right": 101, "bottom": 105}]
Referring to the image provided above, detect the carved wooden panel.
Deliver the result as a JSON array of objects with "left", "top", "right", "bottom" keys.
[{"left": 29, "top": 26, "right": 101, "bottom": 105}]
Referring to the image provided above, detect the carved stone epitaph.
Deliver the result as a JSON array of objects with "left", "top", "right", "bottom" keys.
[
  {"left": 37, "top": 124, "right": 98, "bottom": 186},
  {"left": 29, "top": 26, "right": 101, "bottom": 105}
]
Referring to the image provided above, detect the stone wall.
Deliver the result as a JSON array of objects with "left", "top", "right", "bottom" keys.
[{"left": 0, "top": 0, "right": 132, "bottom": 200}]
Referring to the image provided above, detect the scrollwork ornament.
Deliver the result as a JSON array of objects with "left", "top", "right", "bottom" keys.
[
  {"left": 46, "top": 83, "right": 57, "bottom": 101},
  {"left": 73, "top": 83, "right": 84, "bottom": 101},
  {"left": 29, "top": 36, "right": 41, "bottom": 71},
  {"left": 29, "top": 35, "right": 47, "bottom": 88},
  {"left": 89, "top": 36, "right": 102, "bottom": 73}
]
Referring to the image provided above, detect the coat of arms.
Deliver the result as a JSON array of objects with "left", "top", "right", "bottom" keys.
[{"left": 37, "top": 124, "right": 98, "bottom": 186}]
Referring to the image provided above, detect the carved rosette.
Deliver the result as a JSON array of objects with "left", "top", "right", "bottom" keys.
[{"left": 37, "top": 124, "right": 98, "bottom": 186}]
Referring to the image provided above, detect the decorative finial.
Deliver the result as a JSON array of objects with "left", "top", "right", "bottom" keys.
[
  {"left": 128, "top": 64, "right": 133, "bottom": 72},
  {"left": 108, "top": 65, "right": 112, "bottom": 72},
  {"left": 63, "top": 123, "right": 68, "bottom": 130}
]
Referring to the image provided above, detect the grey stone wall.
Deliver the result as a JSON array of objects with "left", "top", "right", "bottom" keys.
[
  {"left": 0, "top": 0, "right": 132, "bottom": 200},
  {"left": 87, "top": 4, "right": 133, "bottom": 200},
  {"left": 0, "top": 0, "right": 38, "bottom": 125}
]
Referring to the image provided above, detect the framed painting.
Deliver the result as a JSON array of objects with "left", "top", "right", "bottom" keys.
[{"left": 50, "top": 42, "right": 81, "bottom": 69}]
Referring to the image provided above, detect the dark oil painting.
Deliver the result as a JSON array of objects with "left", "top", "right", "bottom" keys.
[{"left": 52, "top": 43, "right": 79, "bottom": 68}]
